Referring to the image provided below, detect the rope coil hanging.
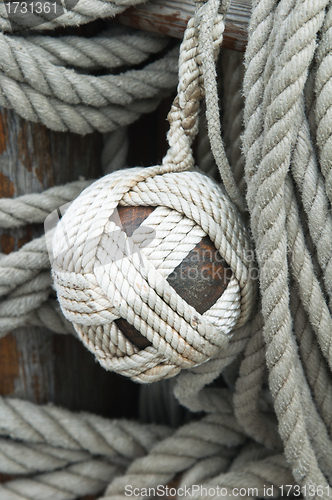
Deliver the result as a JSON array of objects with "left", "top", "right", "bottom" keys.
[{"left": 50, "top": 4, "right": 256, "bottom": 382}]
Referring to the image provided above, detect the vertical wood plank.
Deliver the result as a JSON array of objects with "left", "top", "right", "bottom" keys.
[{"left": 0, "top": 106, "right": 107, "bottom": 408}]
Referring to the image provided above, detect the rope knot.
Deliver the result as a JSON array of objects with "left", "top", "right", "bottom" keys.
[{"left": 51, "top": 166, "right": 256, "bottom": 383}]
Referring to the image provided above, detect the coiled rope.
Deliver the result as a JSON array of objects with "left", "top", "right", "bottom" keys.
[
  {"left": 0, "top": 0, "right": 331, "bottom": 498},
  {"left": 0, "top": 25, "right": 179, "bottom": 133}
]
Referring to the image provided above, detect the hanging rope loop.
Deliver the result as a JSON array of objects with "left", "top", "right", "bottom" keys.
[{"left": 50, "top": 5, "right": 257, "bottom": 383}]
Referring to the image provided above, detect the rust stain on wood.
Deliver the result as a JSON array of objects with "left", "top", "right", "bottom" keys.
[
  {"left": 119, "top": 7, "right": 189, "bottom": 39},
  {"left": 33, "top": 123, "right": 54, "bottom": 188},
  {"left": 18, "top": 121, "right": 33, "bottom": 173},
  {"left": 0, "top": 172, "right": 14, "bottom": 198},
  {"left": 17, "top": 225, "right": 33, "bottom": 249},
  {"left": 18, "top": 121, "right": 54, "bottom": 187},
  {"left": 0, "top": 111, "right": 8, "bottom": 155},
  {"left": 0, "top": 234, "right": 15, "bottom": 254},
  {"left": 0, "top": 335, "right": 20, "bottom": 395}
]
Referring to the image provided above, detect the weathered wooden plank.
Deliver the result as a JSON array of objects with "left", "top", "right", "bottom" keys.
[
  {"left": 118, "top": 0, "right": 251, "bottom": 51},
  {"left": 0, "top": 105, "right": 141, "bottom": 419},
  {"left": 0, "top": 107, "right": 105, "bottom": 406}
]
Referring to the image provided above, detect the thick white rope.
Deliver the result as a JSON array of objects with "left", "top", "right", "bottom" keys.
[
  {"left": 0, "top": 0, "right": 147, "bottom": 32},
  {"left": 174, "top": 320, "right": 252, "bottom": 413},
  {"left": 0, "top": 181, "right": 91, "bottom": 228},
  {"left": 0, "top": 28, "right": 169, "bottom": 72},
  {"left": 0, "top": 460, "right": 120, "bottom": 500},
  {"left": 291, "top": 101, "right": 332, "bottom": 309},
  {"left": 51, "top": 168, "right": 255, "bottom": 382},
  {"left": 0, "top": 44, "right": 179, "bottom": 134},
  {"left": 1, "top": 0, "right": 332, "bottom": 497},
  {"left": 0, "top": 397, "right": 170, "bottom": 460},
  {"left": 185, "top": 455, "right": 295, "bottom": 500},
  {"left": 221, "top": 51, "right": 246, "bottom": 196},
  {"left": 197, "top": 0, "right": 246, "bottom": 211},
  {"left": 242, "top": 0, "right": 332, "bottom": 494},
  {"left": 315, "top": 2, "right": 332, "bottom": 208},
  {"left": 0, "top": 396, "right": 171, "bottom": 499},
  {"left": 50, "top": 4, "right": 257, "bottom": 383},
  {"left": 0, "top": 393, "right": 293, "bottom": 500},
  {"left": 233, "top": 312, "right": 281, "bottom": 451},
  {"left": 196, "top": 108, "right": 219, "bottom": 180},
  {"left": 102, "top": 398, "right": 246, "bottom": 500},
  {"left": 0, "top": 42, "right": 175, "bottom": 108}
]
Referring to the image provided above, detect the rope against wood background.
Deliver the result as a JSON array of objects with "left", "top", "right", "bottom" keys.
[
  {"left": 0, "top": 0, "right": 331, "bottom": 498},
  {"left": 50, "top": 4, "right": 256, "bottom": 383}
]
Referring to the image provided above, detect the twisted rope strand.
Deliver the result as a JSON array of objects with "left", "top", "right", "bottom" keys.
[
  {"left": 291, "top": 102, "right": 332, "bottom": 309},
  {"left": 0, "top": 0, "right": 147, "bottom": 32},
  {"left": 0, "top": 397, "right": 171, "bottom": 462},
  {"left": 290, "top": 289, "right": 332, "bottom": 439},
  {"left": 315, "top": 2, "right": 332, "bottom": 207},
  {"left": 102, "top": 410, "right": 245, "bottom": 500},
  {"left": 0, "top": 460, "right": 119, "bottom": 499},
  {"left": 0, "top": 42, "right": 174, "bottom": 108},
  {"left": 174, "top": 322, "right": 251, "bottom": 413},
  {"left": 233, "top": 312, "right": 281, "bottom": 451},
  {"left": 284, "top": 176, "right": 332, "bottom": 370},
  {"left": 0, "top": 46, "right": 179, "bottom": 134},
  {"left": 244, "top": 0, "right": 330, "bottom": 492},
  {"left": 198, "top": 0, "right": 246, "bottom": 211},
  {"left": 1, "top": 28, "right": 169, "bottom": 71},
  {"left": 0, "top": 181, "right": 91, "bottom": 228}
]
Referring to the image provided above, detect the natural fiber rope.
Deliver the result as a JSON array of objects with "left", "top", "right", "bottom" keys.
[
  {"left": 0, "top": 0, "right": 332, "bottom": 497},
  {"left": 315, "top": 1, "right": 332, "bottom": 208},
  {"left": 0, "top": 396, "right": 171, "bottom": 499},
  {"left": 242, "top": 0, "right": 332, "bottom": 494},
  {"left": 221, "top": 51, "right": 246, "bottom": 197},
  {"left": 0, "top": 0, "right": 147, "bottom": 32},
  {"left": 0, "top": 28, "right": 169, "bottom": 71},
  {"left": 51, "top": 167, "right": 255, "bottom": 382},
  {"left": 0, "top": 42, "right": 179, "bottom": 134},
  {"left": 0, "top": 180, "right": 91, "bottom": 228},
  {"left": 50, "top": 3, "right": 256, "bottom": 383}
]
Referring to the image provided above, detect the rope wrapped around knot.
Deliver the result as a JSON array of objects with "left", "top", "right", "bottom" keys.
[
  {"left": 51, "top": 166, "right": 256, "bottom": 382},
  {"left": 51, "top": 0, "right": 256, "bottom": 383}
]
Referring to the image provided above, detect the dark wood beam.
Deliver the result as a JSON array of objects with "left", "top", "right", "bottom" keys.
[{"left": 119, "top": 0, "right": 251, "bottom": 52}]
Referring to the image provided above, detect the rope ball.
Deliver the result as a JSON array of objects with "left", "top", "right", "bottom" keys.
[{"left": 51, "top": 165, "right": 256, "bottom": 382}]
